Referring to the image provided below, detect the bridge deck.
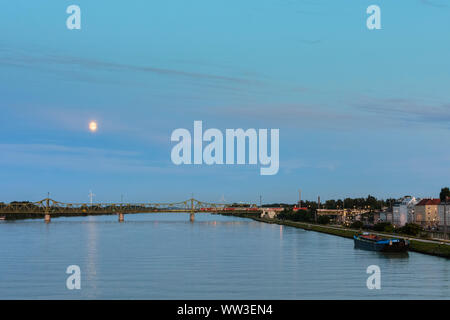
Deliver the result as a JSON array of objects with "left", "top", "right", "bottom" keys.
[{"left": 0, "top": 198, "right": 260, "bottom": 217}]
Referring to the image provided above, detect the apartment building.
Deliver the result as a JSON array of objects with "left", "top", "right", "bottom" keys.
[
  {"left": 392, "top": 196, "right": 419, "bottom": 227},
  {"left": 414, "top": 199, "right": 440, "bottom": 228},
  {"left": 438, "top": 201, "right": 449, "bottom": 231}
]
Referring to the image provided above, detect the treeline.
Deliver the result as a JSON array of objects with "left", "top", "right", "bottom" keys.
[
  {"left": 278, "top": 210, "right": 330, "bottom": 225},
  {"left": 324, "top": 196, "right": 396, "bottom": 210},
  {"left": 278, "top": 212, "right": 424, "bottom": 236},
  {"left": 264, "top": 195, "right": 396, "bottom": 211},
  {"left": 350, "top": 221, "right": 424, "bottom": 236}
]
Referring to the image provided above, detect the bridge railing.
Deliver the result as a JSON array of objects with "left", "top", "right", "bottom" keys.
[{"left": 0, "top": 198, "right": 256, "bottom": 215}]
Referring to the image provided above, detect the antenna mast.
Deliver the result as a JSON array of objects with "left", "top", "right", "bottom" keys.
[{"left": 89, "top": 190, "right": 95, "bottom": 206}]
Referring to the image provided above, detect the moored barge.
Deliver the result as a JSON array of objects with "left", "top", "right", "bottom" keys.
[{"left": 354, "top": 233, "right": 409, "bottom": 252}]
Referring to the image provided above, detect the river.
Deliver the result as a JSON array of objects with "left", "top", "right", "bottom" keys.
[{"left": 0, "top": 213, "right": 448, "bottom": 299}]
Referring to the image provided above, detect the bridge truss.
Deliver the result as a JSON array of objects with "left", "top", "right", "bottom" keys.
[{"left": 0, "top": 198, "right": 257, "bottom": 216}]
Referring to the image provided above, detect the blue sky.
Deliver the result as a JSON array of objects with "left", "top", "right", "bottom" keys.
[{"left": 1, "top": 0, "right": 449, "bottom": 204}]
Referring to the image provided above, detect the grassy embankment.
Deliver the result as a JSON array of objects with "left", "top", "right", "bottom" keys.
[{"left": 237, "top": 214, "right": 450, "bottom": 259}]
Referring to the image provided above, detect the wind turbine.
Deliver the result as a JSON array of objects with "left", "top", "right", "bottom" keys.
[{"left": 88, "top": 190, "right": 96, "bottom": 206}]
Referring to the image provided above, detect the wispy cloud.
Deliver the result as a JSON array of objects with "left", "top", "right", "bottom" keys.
[
  {"left": 0, "top": 143, "right": 253, "bottom": 178},
  {"left": 203, "top": 95, "right": 450, "bottom": 132},
  {"left": 352, "top": 97, "right": 450, "bottom": 127},
  {"left": 205, "top": 102, "right": 377, "bottom": 130},
  {"left": 420, "top": 0, "right": 447, "bottom": 8},
  {"left": 0, "top": 143, "right": 170, "bottom": 174},
  {"left": 0, "top": 47, "right": 260, "bottom": 87}
]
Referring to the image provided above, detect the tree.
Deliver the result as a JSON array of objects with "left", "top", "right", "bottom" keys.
[
  {"left": 440, "top": 187, "right": 450, "bottom": 202},
  {"left": 373, "top": 222, "right": 393, "bottom": 233},
  {"left": 397, "top": 223, "right": 422, "bottom": 236},
  {"left": 344, "top": 198, "right": 355, "bottom": 209},
  {"left": 325, "top": 200, "right": 336, "bottom": 209},
  {"left": 350, "top": 221, "right": 364, "bottom": 229},
  {"left": 278, "top": 209, "right": 314, "bottom": 223},
  {"left": 366, "top": 195, "right": 378, "bottom": 209},
  {"left": 317, "top": 215, "right": 330, "bottom": 225}
]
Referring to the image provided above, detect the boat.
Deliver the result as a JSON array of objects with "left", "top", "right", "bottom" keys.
[
  {"left": 0, "top": 216, "right": 6, "bottom": 221},
  {"left": 353, "top": 233, "right": 409, "bottom": 252}
]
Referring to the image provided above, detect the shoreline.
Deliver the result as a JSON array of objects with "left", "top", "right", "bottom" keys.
[{"left": 241, "top": 215, "right": 450, "bottom": 259}]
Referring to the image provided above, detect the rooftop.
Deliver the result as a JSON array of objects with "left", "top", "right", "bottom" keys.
[{"left": 416, "top": 199, "right": 440, "bottom": 206}]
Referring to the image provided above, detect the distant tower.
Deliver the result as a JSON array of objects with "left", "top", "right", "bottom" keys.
[
  {"left": 298, "top": 189, "right": 302, "bottom": 207},
  {"left": 316, "top": 196, "right": 320, "bottom": 223},
  {"left": 89, "top": 190, "right": 95, "bottom": 206}
]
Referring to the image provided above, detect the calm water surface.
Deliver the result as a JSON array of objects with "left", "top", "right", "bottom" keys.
[{"left": 0, "top": 213, "right": 448, "bottom": 299}]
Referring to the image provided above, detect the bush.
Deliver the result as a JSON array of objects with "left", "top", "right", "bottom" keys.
[
  {"left": 350, "top": 221, "right": 364, "bottom": 229},
  {"left": 317, "top": 215, "right": 331, "bottom": 225},
  {"left": 397, "top": 223, "right": 422, "bottom": 236},
  {"left": 374, "top": 222, "right": 393, "bottom": 232},
  {"left": 278, "top": 210, "right": 314, "bottom": 223}
]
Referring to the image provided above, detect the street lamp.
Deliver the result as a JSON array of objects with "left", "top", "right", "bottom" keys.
[{"left": 444, "top": 196, "right": 448, "bottom": 240}]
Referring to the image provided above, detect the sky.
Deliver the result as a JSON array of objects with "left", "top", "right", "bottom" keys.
[{"left": 0, "top": 0, "right": 449, "bottom": 204}]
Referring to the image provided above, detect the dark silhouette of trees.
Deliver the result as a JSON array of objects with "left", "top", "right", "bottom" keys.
[{"left": 440, "top": 187, "right": 450, "bottom": 202}]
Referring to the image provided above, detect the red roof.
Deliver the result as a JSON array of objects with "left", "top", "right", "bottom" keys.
[{"left": 416, "top": 199, "right": 441, "bottom": 206}]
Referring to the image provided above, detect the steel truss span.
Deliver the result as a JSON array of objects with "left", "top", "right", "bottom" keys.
[{"left": 0, "top": 198, "right": 259, "bottom": 216}]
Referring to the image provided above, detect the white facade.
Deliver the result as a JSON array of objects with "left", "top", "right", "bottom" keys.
[
  {"left": 438, "top": 203, "right": 450, "bottom": 229},
  {"left": 385, "top": 212, "right": 393, "bottom": 223},
  {"left": 392, "top": 196, "right": 419, "bottom": 227},
  {"left": 260, "top": 208, "right": 283, "bottom": 219},
  {"left": 377, "top": 212, "right": 387, "bottom": 222}
]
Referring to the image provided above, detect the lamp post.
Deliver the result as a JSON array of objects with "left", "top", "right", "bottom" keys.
[{"left": 444, "top": 196, "right": 448, "bottom": 240}]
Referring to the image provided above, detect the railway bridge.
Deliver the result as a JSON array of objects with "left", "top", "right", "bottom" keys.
[{"left": 0, "top": 198, "right": 260, "bottom": 222}]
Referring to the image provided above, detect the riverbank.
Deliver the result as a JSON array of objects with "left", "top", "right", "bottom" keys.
[
  {"left": 243, "top": 215, "right": 450, "bottom": 259},
  {"left": 0, "top": 212, "right": 118, "bottom": 220}
]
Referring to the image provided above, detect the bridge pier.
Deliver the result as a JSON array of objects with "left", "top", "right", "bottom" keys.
[
  {"left": 118, "top": 212, "right": 124, "bottom": 222},
  {"left": 44, "top": 213, "right": 51, "bottom": 223},
  {"left": 190, "top": 212, "right": 195, "bottom": 222}
]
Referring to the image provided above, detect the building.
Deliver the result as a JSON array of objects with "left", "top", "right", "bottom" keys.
[
  {"left": 438, "top": 201, "right": 450, "bottom": 231},
  {"left": 374, "top": 210, "right": 388, "bottom": 224},
  {"left": 316, "top": 208, "right": 370, "bottom": 224},
  {"left": 260, "top": 207, "right": 284, "bottom": 219},
  {"left": 384, "top": 210, "right": 393, "bottom": 224},
  {"left": 392, "top": 196, "right": 419, "bottom": 227},
  {"left": 414, "top": 199, "right": 440, "bottom": 228},
  {"left": 316, "top": 209, "right": 346, "bottom": 223},
  {"left": 293, "top": 206, "right": 308, "bottom": 212}
]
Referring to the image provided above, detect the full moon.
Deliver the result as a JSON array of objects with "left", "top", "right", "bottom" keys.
[{"left": 89, "top": 121, "right": 98, "bottom": 132}]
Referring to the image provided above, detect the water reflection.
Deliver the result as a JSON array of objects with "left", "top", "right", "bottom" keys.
[
  {"left": 0, "top": 213, "right": 448, "bottom": 299},
  {"left": 353, "top": 247, "right": 410, "bottom": 260},
  {"left": 86, "top": 216, "right": 98, "bottom": 298},
  {"left": 378, "top": 252, "right": 410, "bottom": 260}
]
